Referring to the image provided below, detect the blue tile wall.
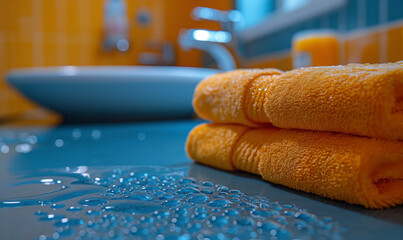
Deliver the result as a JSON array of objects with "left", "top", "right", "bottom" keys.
[
  {"left": 313, "top": 18, "right": 322, "bottom": 29},
  {"left": 243, "top": 28, "right": 292, "bottom": 58},
  {"left": 366, "top": 0, "right": 379, "bottom": 27},
  {"left": 346, "top": 0, "right": 358, "bottom": 30},
  {"left": 329, "top": 12, "right": 339, "bottom": 29},
  {"left": 241, "top": 0, "right": 403, "bottom": 58},
  {"left": 388, "top": 0, "right": 403, "bottom": 22},
  {"left": 319, "top": 14, "right": 330, "bottom": 28}
]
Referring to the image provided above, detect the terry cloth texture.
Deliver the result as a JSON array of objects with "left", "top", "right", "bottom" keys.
[
  {"left": 186, "top": 123, "right": 403, "bottom": 209},
  {"left": 193, "top": 62, "right": 403, "bottom": 140}
]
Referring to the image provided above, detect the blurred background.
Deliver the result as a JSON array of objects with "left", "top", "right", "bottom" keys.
[{"left": 0, "top": 0, "right": 402, "bottom": 122}]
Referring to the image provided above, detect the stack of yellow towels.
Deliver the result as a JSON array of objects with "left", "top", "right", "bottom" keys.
[{"left": 185, "top": 61, "right": 403, "bottom": 209}]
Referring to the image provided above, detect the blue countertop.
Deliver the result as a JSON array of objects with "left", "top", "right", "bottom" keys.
[{"left": 0, "top": 120, "right": 401, "bottom": 239}]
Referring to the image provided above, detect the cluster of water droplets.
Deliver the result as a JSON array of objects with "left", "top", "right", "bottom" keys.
[
  {"left": 1, "top": 166, "right": 344, "bottom": 240},
  {"left": 0, "top": 131, "right": 38, "bottom": 154}
]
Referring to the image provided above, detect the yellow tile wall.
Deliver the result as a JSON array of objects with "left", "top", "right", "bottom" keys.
[
  {"left": 245, "top": 51, "right": 292, "bottom": 71},
  {"left": 387, "top": 24, "right": 403, "bottom": 63},
  {"left": 344, "top": 30, "right": 382, "bottom": 64}
]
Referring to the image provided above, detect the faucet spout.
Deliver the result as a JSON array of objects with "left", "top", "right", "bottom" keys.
[
  {"left": 178, "top": 29, "right": 236, "bottom": 71},
  {"left": 178, "top": 7, "right": 242, "bottom": 71}
]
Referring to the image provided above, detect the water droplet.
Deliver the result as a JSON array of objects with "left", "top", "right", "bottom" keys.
[
  {"left": 25, "top": 135, "right": 37, "bottom": 144},
  {"left": 235, "top": 217, "right": 254, "bottom": 226},
  {"left": 39, "top": 214, "right": 65, "bottom": 221},
  {"left": 52, "top": 232, "right": 60, "bottom": 239},
  {"left": 229, "top": 194, "right": 240, "bottom": 198},
  {"left": 217, "top": 186, "right": 229, "bottom": 192},
  {"left": 137, "top": 132, "right": 146, "bottom": 141},
  {"left": 72, "top": 129, "right": 82, "bottom": 140},
  {"left": 208, "top": 199, "right": 232, "bottom": 207},
  {"left": 252, "top": 209, "right": 274, "bottom": 217},
  {"left": 224, "top": 209, "right": 239, "bottom": 216},
  {"left": 178, "top": 187, "right": 200, "bottom": 194},
  {"left": 201, "top": 188, "right": 214, "bottom": 194},
  {"left": 38, "top": 235, "right": 46, "bottom": 240},
  {"left": 86, "top": 210, "right": 102, "bottom": 216},
  {"left": 187, "top": 194, "right": 209, "bottom": 203},
  {"left": 91, "top": 130, "right": 101, "bottom": 140},
  {"left": 54, "top": 218, "right": 84, "bottom": 227},
  {"left": 1, "top": 144, "right": 9, "bottom": 153},
  {"left": 211, "top": 216, "right": 229, "bottom": 227},
  {"left": 51, "top": 203, "right": 65, "bottom": 209},
  {"left": 294, "top": 211, "right": 316, "bottom": 222},
  {"left": 0, "top": 199, "right": 42, "bottom": 208},
  {"left": 78, "top": 196, "right": 108, "bottom": 206},
  {"left": 58, "top": 228, "right": 75, "bottom": 237},
  {"left": 180, "top": 178, "right": 196, "bottom": 184},
  {"left": 202, "top": 181, "right": 214, "bottom": 187},
  {"left": 40, "top": 178, "right": 60, "bottom": 185},
  {"left": 15, "top": 143, "right": 32, "bottom": 153},
  {"left": 158, "top": 194, "right": 174, "bottom": 200},
  {"left": 104, "top": 201, "right": 164, "bottom": 214},
  {"left": 259, "top": 219, "right": 283, "bottom": 230},
  {"left": 55, "top": 139, "right": 64, "bottom": 147},
  {"left": 162, "top": 199, "right": 181, "bottom": 207},
  {"left": 34, "top": 211, "right": 47, "bottom": 216},
  {"left": 66, "top": 206, "right": 83, "bottom": 212}
]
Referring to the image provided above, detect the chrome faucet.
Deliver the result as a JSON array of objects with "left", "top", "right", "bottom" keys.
[
  {"left": 103, "top": 37, "right": 130, "bottom": 52},
  {"left": 191, "top": 7, "right": 241, "bottom": 33},
  {"left": 178, "top": 7, "right": 241, "bottom": 71}
]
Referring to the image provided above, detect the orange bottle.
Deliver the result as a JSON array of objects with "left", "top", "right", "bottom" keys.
[{"left": 292, "top": 30, "right": 340, "bottom": 69}]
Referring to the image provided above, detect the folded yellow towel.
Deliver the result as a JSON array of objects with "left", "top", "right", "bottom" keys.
[
  {"left": 193, "top": 62, "right": 403, "bottom": 140},
  {"left": 186, "top": 123, "right": 403, "bottom": 209}
]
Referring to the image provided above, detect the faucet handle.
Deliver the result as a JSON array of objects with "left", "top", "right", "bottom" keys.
[
  {"left": 191, "top": 7, "right": 241, "bottom": 32},
  {"left": 138, "top": 41, "right": 175, "bottom": 65}
]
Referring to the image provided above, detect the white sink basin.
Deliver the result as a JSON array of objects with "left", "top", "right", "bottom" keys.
[{"left": 7, "top": 66, "right": 219, "bottom": 121}]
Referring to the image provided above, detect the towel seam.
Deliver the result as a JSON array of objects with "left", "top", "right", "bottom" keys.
[
  {"left": 241, "top": 72, "right": 281, "bottom": 126},
  {"left": 228, "top": 127, "right": 251, "bottom": 171}
]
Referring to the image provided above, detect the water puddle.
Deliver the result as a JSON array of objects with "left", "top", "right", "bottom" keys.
[{"left": 0, "top": 166, "right": 345, "bottom": 239}]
